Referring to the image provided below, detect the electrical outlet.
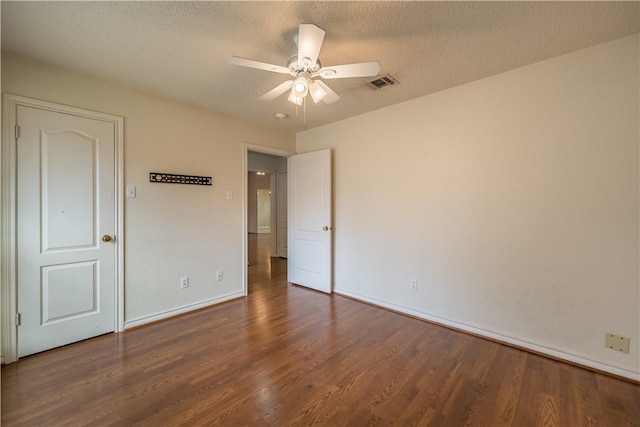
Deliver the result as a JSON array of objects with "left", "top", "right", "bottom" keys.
[
  {"left": 410, "top": 279, "right": 417, "bottom": 290},
  {"left": 605, "top": 333, "right": 630, "bottom": 354},
  {"left": 180, "top": 277, "right": 189, "bottom": 289},
  {"left": 216, "top": 270, "right": 223, "bottom": 281}
]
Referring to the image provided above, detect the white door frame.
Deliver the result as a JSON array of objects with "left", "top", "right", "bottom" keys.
[
  {"left": 1, "top": 94, "right": 125, "bottom": 363},
  {"left": 242, "top": 143, "right": 293, "bottom": 296},
  {"left": 276, "top": 170, "right": 288, "bottom": 258}
]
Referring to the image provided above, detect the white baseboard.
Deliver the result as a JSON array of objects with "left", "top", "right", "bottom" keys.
[
  {"left": 334, "top": 288, "right": 640, "bottom": 382},
  {"left": 124, "top": 291, "right": 244, "bottom": 330}
]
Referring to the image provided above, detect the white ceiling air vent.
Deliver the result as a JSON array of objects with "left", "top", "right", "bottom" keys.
[{"left": 366, "top": 74, "right": 398, "bottom": 91}]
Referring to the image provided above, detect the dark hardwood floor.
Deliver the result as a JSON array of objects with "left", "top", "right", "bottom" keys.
[{"left": 2, "top": 233, "right": 639, "bottom": 426}]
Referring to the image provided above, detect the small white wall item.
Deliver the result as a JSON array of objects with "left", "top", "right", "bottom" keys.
[{"left": 296, "top": 34, "right": 640, "bottom": 380}]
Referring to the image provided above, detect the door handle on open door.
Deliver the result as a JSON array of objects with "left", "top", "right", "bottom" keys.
[
  {"left": 322, "top": 226, "right": 332, "bottom": 231},
  {"left": 102, "top": 235, "right": 114, "bottom": 242}
]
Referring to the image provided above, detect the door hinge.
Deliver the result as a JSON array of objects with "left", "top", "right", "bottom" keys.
[
  {"left": 15, "top": 313, "right": 21, "bottom": 326},
  {"left": 15, "top": 125, "right": 21, "bottom": 139}
]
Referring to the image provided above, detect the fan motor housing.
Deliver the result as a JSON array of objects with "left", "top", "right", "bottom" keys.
[{"left": 288, "top": 54, "right": 321, "bottom": 74}]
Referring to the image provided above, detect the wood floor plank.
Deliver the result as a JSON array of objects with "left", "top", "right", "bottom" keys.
[
  {"left": 537, "top": 394, "right": 560, "bottom": 427},
  {"left": 2, "top": 234, "right": 639, "bottom": 426},
  {"left": 497, "top": 351, "right": 528, "bottom": 425}
]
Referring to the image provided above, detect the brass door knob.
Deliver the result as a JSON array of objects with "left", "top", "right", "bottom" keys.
[
  {"left": 322, "top": 226, "right": 332, "bottom": 231},
  {"left": 102, "top": 235, "right": 114, "bottom": 242}
]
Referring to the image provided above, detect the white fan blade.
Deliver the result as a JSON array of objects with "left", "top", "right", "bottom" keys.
[
  {"left": 315, "top": 80, "right": 340, "bottom": 104},
  {"left": 318, "top": 61, "right": 381, "bottom": 79},
  {"left": 298, "top": 24, "right": 325, "bottom": 69},
  {"left": 259, "top": 80, "right": 294, "bottom": 101},
  {"left": 228, "top": 56, "right": 290, "bottom": 74}
]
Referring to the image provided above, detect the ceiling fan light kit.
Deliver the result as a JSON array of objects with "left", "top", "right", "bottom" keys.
[
  {"left": 292, "top": 76, "right": 309, "bottom": 97},
  {"left": 229, "top": 23, "right": 381, "bottom": 113},
  {"left": 309, "top": 81, "right": 327, "bottom": 103},
  {"left": 287, "top": 92, "right": 304, "bottom": 106}
]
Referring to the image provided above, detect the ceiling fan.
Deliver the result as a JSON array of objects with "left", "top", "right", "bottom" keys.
[{"left": 228, "top": 24, "right": 381, "bottom": 106}]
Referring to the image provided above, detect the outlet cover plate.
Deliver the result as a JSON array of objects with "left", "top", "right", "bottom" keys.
[
  {"left": 180, "top": 277, "right": 189, "bottom": 289},
  {"left": 605, "top": 333, "right": 630, "bottom": 353}
]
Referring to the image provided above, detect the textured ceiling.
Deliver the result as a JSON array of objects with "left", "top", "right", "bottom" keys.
[{"left": 2, "top": 1, "right": 639, "bottom": 132}]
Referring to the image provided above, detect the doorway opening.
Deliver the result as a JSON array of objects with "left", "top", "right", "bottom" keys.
[{"left": 244, "top": 146, "right": 292, "bottom": 295}]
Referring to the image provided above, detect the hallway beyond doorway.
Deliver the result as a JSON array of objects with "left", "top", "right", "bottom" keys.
[{"left": 247, "top": 233, "right": 286, "bottom": 291}]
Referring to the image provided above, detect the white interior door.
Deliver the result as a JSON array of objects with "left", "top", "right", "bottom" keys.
[
  {"left": 288, "top": 149, "right": 332, "bottom": 293},
  {"left": 17, "top": 105, "right": 116, "bottom": 357}
]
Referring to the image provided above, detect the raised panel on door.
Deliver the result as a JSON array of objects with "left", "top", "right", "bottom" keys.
[
  {"left": 42, "top": 129, "right": 97, "bottom": 251},
  {"left": 41, "top": 261, "right": 98, "bottom": 324},
  {"left": 17, "top": 105, "right": 116, "bottom": 357}
]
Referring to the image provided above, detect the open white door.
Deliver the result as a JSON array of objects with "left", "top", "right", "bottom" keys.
[{"left": 288, "top": 149, "right": 332, "bottom": 293}]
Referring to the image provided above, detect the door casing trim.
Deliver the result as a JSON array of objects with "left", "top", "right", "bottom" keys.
[{"left": 1, "top": 94, "right": 125, "bottom": 363}]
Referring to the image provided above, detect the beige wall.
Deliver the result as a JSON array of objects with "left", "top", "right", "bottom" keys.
[
  {"left": 1, "top": 52, "right": 295, "bottom": 326},
  {"left": 297, "top": 34, "right": 640, "bottom": 379}
]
